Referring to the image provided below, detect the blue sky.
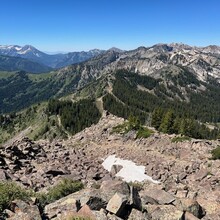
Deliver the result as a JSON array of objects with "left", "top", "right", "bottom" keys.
[{"left": 0, "top": 0, "right": 219, "bottom": 52}]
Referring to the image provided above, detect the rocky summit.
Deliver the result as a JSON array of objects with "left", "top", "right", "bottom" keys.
[{"left": 1, "top": 114, "right": 220, "bottom": 219}]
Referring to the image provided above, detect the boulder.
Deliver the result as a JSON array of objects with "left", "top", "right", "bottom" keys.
[
  {"left": 85, "top": 196, "right": 107, "bottom": 210},
  {"left": 194, "top": 169, "right": 208, "bottom": 181},
  {"left": 100, "top": 180, "right": 130, "bottom": 202},
  {"left": 184, "top": 211, "right": 200, "bottom": 220},
  {"left": 7, "top": 212, "right": 40, "bottom": 220},
  {"left": 44, "top": 197, "right": 80, "bottom": 219},
  {"left": 145, "top": 204, "right": 184, "bottom": 220},
  {"left": 176, "top": 190, "right": 188, "bottom": 198},
  {"left": 7, "top": 200, "right": 41, "bottom": 220},
  {"left": 77, "top": 204, "right": 96, "bottom": 219},
  {"left": 128, "top": 208, "right": 151, "bottom": 220},
  {"left": 93, "top": 208, "right": 108, "bottom": 220},
  {"left": 175, "top": 198, "right": 206, "bottom": 218},
  {"left": 202, "top": 214, "right": 220, "bottom": 220},
  {"left": 141, "top": 188, "right": 175, "bottom": 205},
  {"left": 106, "top": 193, "right": 128, "bottom": 217},
  {"left": 44, "top": 187, "right": 109, "bottom": 219},
  {"left": 196, "top": 197, "right": 220, "bottom": 216}
]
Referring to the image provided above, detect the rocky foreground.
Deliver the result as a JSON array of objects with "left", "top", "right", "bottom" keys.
[{"left": 1, "top": 114, "right": 220, "bottom": 219}]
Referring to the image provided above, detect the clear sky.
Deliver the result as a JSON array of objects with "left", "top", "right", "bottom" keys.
[{"left": 0, "top": 0, "right": 219, "bottom": 52}]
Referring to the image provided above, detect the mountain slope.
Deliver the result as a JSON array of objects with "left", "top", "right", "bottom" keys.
[
  {"left": 0, "top": 55, "right": 52, "bottom": 73},
  {"left": 1, "top": 43, "right": 220, "bottom": 125},
  {"left": 1, "top": 68, "right": 220, "bottom": 143},
  {"left": 108, "top": 43, "right": 220, "bottom": 81}
]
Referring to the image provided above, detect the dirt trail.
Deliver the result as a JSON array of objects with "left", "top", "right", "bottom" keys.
[{"left": 96, "top": 97, "right": 104, "bottom": 116}]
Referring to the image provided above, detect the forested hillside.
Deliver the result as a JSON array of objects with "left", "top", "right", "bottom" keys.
[
  {"left": 0, "top": 98, "right": 101, "bottom": 144},
  {"left": 48, "top": 99, "right": 101, "bottom": 134},
  {"left": 103, "top": 70, "right": 220, "bottom": 139},
  {"left": 0, "top": 70, "right": 81, "bottom": 113}
]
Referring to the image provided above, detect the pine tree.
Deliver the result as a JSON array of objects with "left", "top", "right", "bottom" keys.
[
  {"left": 159, "top": 109, "right": 175, "bottom": 134},
  {"left": 172, "top": 116, "right": 181, "bottom": 134},
  {"left": 128, "top": 115, "right": 141, "bottom": 130},
  {"left": 151, "top": 107, "right": 164, "bottom": 129}
]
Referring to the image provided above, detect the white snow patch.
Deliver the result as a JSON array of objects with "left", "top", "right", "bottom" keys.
[
  {"left": 35, "top": 52, "right": 40, "bottom": 57},
  {"left": 102, "top": 155, "right": 160, "bottom": 184},
  {"left": 18, "top": 47, "right": 32, "bottom": 54},
  {"left": 15, "top": 46, "right": 22, "bottom": 51}
]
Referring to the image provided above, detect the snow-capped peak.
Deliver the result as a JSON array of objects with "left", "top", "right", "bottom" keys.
[{"left": 0, "top": 44, "right": 44, "bottom": 58}]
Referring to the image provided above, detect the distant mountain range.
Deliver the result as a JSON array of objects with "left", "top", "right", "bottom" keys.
[
  {"left": 0, "top": 45, "right": 111, "bottom": 69},
  {"left": 1, "top": 42, "right": 220, "bottom": 114}
]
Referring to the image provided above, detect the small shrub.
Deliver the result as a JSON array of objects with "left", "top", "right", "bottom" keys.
[
  {"left": 112, "top": 122, "right": 129, "bottom": 134},
  {"left": 211, "top": 146, "right": 220, "bottom": 160},
  {"left": 112, "top": 116, "right": 141, "bottom": 134},
  {"left": 136, "top": 127, "right": 154, "bottom": 139},
  {"left": 0, "top": 181, "right": 31, "bottom": 212},
  {"left": 128, "top": 115, "right": 141, "bottom": 130},
  {"left": 171, "top": 136, "right": 191, "bottom": 143},
  {"left": 112, "top": 120, "right": 153, "bottom": 139},
  {"left": 37, "top": 179, "right": 83, "bottom": 208}
]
